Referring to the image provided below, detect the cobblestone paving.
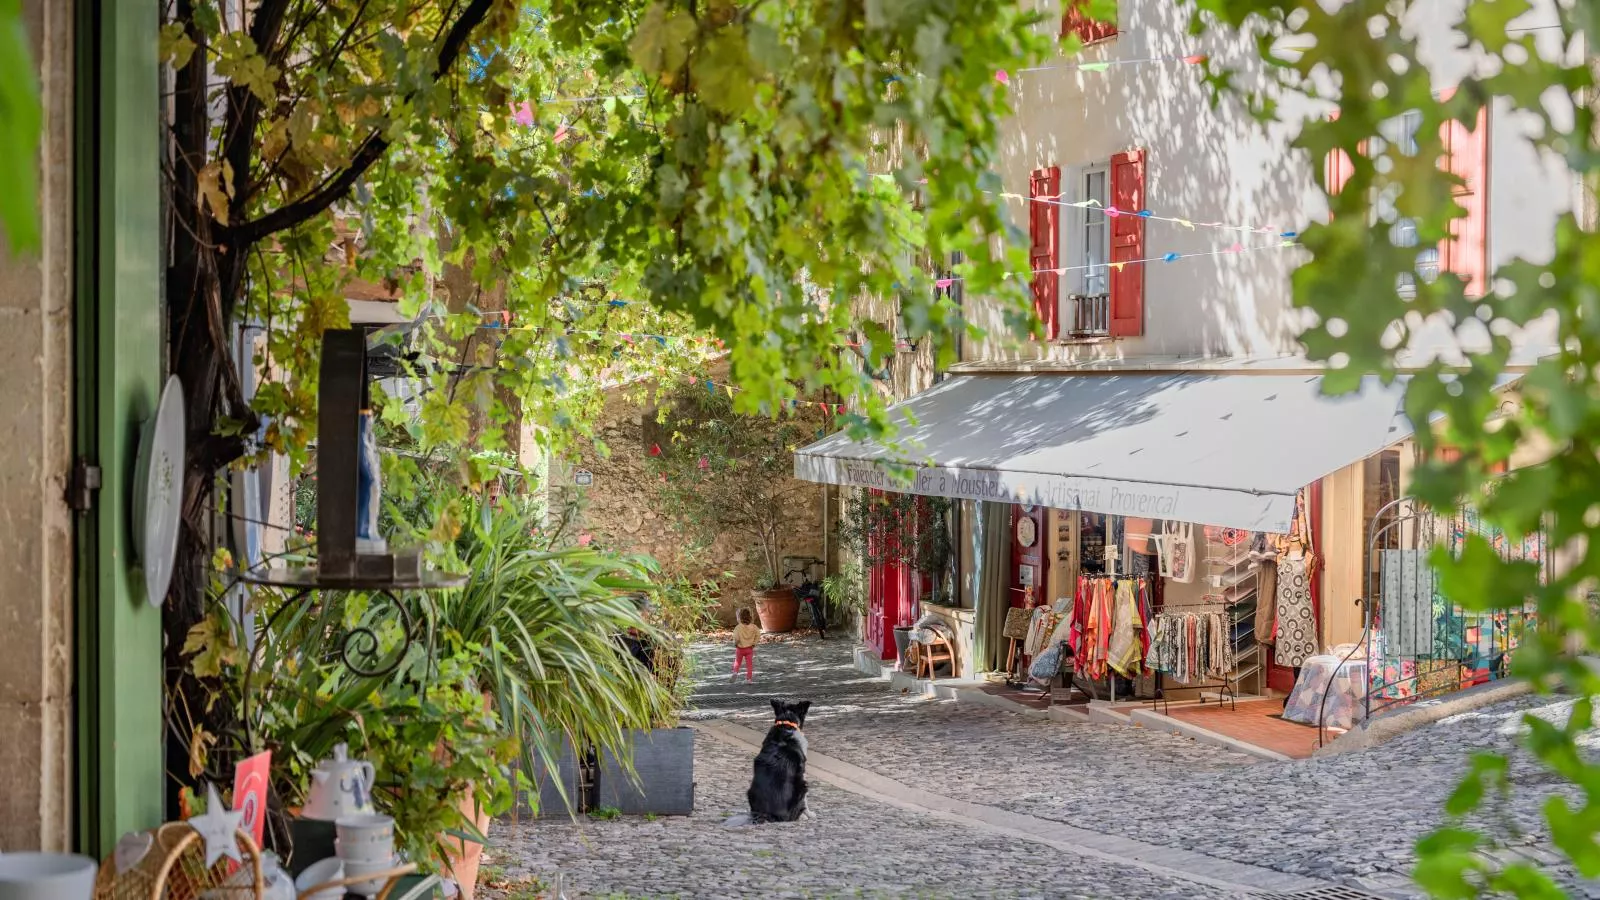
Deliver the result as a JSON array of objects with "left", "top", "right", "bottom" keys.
[
  {"left": 486, "top": 635, "right": 1600, "bottom": 898},
  {"left": 485, "top": 726, "right": 1237, "bottom": 899},
  {"left": 690, "top": 638, "right": 1600, "bottom": 897}
]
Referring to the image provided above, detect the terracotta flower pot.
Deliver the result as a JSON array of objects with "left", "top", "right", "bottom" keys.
[
  {"left": 752, "top": 587, "right": 798, "bottom": 633},
  {"left": 437, "top": 691, "right": 494, "bottom": 900},
  {"left": 443, "top": 794, "right": 491, "bottom": 900}
]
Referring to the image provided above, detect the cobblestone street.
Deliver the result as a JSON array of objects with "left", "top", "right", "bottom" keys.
[{"left": 485, "top": 637, "right": 1599, "bottom": 899}]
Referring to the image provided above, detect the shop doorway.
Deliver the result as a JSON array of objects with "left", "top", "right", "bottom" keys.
[
  {"left": 1364, "top": 496, "right": 1547, "bottom": 717},
  {"left": 1009, "top": 505, "right": 1047, "bottom": 608},
  {"left": 866, "top": 560, "right": 912, "bottom": 661}
]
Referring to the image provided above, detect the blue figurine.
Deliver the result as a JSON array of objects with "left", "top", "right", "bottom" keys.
[{"left": 355, "top": 409, "right": 386, "bottom": 554}]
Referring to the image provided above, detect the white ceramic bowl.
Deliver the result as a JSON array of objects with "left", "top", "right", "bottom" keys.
[
  {"left": 0, "top": 853, "right": 99, "bottom": 900},
  {"left": 293, "top": 856, "right": 345, "bottom": 900}
]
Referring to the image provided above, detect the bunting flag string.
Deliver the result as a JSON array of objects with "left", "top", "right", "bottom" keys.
[
  {"left": 1010, "top": 54, "right": 1208, "bottom": 78},
  {"left": 994, "top": 190, "right": 1298, "bottom": 240},
  {"left": 970, "top": 239, "right": 1298, "bottom": 283},
  {"left": 443, "top": 241, "right": 1299, "bottom": 348},
  {"left": 687, "top": 372, "right": 850, "bottom": 416}
]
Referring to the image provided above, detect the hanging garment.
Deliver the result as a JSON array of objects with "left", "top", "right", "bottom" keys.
[
  {"left": 1069, "top": 577, "right": 1089, "bottom": 662},
  {"left": 1253, "top": 558, "right": 1279, "bottom": 645},
  {"left": 1024, "top": 605, "right": 1053, "bottom": 657},
  {"left": 1136, "top": 580, "right": 1153, "bottom": 665},
  {"left": 1274, "top": 553, "right": 1318, "bottom": 667},
  {"left": 1108, "top": 579, "right": 1142, "bottom": 676}
]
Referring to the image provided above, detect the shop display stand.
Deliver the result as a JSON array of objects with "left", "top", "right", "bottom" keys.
[{"left": 1200, "top": 534, "right": 1263, "bottom": 706}]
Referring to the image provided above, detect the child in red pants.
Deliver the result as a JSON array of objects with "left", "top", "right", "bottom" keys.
[{"left": 731, "top": 607, "right": 759, "bottom": 683}]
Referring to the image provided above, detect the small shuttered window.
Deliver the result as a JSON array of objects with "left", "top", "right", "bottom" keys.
[
  {"left": 1107, "top": 150, "right": 1145, "bottom": 337},
  {"left": 1063, "top": 0, "right": 1117, "bottom": 44},
  {"left": 1029, "top": 166, "right": 1061, "bottom": 341}
]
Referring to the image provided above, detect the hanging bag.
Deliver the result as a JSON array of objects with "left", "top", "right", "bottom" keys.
[{"left": 1160, "top": 521, "right": 1196, "bottom": 583}]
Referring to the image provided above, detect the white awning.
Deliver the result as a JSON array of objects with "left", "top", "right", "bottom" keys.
[{"left": 794, "top": 372, "right": 1424, "bottom": 533}]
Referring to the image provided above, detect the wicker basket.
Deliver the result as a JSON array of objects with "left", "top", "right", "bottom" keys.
[
  {"left": 89, "top": 822, "right": 415, "bottom": 900},
  {"left": 91, "top": 823, "right": 263, "bottom": 900}
]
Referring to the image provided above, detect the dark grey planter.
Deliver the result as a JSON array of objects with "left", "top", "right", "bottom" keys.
[
  {"left": 513, "top": 737, "right": 585, "bottom": 819},
  {"left": 596, "top": 727, "right": 694, "bottom": 816}
]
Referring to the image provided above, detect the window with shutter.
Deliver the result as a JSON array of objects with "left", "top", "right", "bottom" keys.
[
  {"left": 1435, "top": 444, "right": 1506, "bottom": 474},
  {"left": 1063, "top": 0, "right": 1117, "bottom": 44},
  {"left": 1325, "top": 111, "right": 1355, "bottom": 199},
  {"left": 1029, "top": 166, "right": 1061, "bottom": 341},
  {"left": 1108, "top": 150, "right": 1145, "bottom": 337},
  {"left": 1328, "top": 98, "right": 1489, "bottom": 298},
  {"left": 1440, "top": 104, "right": 1489, "bottom": 296}
]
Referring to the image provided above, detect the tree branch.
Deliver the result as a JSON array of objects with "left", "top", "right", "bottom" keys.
[
  {"left": 220, "top": 0, "right": 292, "bottom": 231},
  {"left": 229, "top": 0, "right": 496, "bottom": 245}
]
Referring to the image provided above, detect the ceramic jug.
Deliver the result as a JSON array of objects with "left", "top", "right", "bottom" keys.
[{"left": 301, "top": 743, "right": 376, "bottom": 821}]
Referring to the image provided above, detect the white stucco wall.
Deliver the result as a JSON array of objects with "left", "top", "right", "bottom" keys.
[{"left": 961, "top": 0, "right": 1577, "bottom": 365}]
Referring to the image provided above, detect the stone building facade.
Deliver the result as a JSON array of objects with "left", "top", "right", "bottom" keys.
[{"left": 556, "top": 377, "right": 828, "bottom": 626}]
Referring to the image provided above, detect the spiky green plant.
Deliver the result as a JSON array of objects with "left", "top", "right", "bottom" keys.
[{"left": 423, "top": 490, "right": 676, "bottom": 816}]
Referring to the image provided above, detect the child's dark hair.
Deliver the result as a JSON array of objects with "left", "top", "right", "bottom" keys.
[{"left": 737, "top": 607, "right": 753, "bottom": 626}]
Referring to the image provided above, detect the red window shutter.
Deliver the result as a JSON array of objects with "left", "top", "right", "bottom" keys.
[
  {"left": 1063, "top": 1, "right": 1117, "bottom": 43},
  {"left": 1325, "top": 110, "right": 1355, "bottom": 204},
  {"left": 1437, "top": 444, "right": 1505, "bottom": 473},
  {"left": 1108, "top": 150, "right": 1145, "bottom": 337},
  {"left": 1440, "top": 105, "right": 1489, "bottom": 296},
  {"left": 1029, "top": 166, "right": 1061, "bottom": 341}
]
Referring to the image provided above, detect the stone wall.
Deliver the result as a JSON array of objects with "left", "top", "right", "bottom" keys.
[
  {"left": 0, "top": 0, "right": 75, "bottom": 852},
  {"left": 557, "top": 380, "right": 827, "bottom": 626}
]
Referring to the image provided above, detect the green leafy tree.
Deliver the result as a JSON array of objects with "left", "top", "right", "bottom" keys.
[
  {"left": 158, "top": 0, "right": 1045, "bottom": 793},
  {"left": 646, "top": 384, "right": 822, "bottom": 584},
  {"left": 1185, "top": 1, "right": 1600, "bottom": 894}
]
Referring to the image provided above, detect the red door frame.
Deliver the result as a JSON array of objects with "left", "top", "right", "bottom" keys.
[
  {"left": 864, "top": 491, "right": 925, "bottom": 661},
  {"left": 1267, "top": 481, "right": 1323, "bottom": 693}
]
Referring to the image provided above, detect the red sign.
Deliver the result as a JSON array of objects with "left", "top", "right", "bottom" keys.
[{"left": 233, "top": 751, "right": 271, "bottom": 849}]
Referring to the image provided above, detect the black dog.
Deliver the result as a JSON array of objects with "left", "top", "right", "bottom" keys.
[{"left": 746, "top": 699, "right": 812, "bottom": 823}]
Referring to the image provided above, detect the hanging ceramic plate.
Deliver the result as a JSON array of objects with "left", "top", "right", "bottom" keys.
[{"left": 132, "top": 376, "right": 186, "bottom": 607}]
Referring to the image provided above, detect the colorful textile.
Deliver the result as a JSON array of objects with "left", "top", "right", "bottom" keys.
[
  {"left": 1108, "top": 579, "right": 1142, "bottom": 676},
  {"left": 1274, "top": 554, "right": 1318, "bottom": 667}
]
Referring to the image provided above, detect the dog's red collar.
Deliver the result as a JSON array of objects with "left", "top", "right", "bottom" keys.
[{"left": 773, "top": 719, "right": 802, "bottom": 730}]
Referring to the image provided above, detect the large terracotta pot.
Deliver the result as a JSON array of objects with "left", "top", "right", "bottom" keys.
[
  {"left": 753, "top": 587, "right": 798, "bottom": 633},
  {"left": 443, "top": 794, "right": 492, "bottom": 900},
  {"left": 438, "top": 691, "right": 494, "bottom": 900}
]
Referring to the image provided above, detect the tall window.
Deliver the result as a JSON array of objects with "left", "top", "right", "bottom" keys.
[
  {"left": 1082, "top": 168, "right": 1110, "bottom": 295},
  {"left": 1368, "top": 110, "right": 1440, "bottom": 300}
]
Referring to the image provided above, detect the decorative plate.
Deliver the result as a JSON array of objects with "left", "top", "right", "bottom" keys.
[
  {"left": 1016, "top": 515, "right": 1037, "bottom": 548},
  {"left": 132, "top": 376, "right": 185, "bottom": 607}
]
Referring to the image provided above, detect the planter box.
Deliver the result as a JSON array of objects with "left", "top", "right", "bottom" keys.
[
  {"left": 513, "top": 738, "right": 585, "bottom": 819},
  {"left": 595, "top": 727, "right": 694, "bottom": 816}
]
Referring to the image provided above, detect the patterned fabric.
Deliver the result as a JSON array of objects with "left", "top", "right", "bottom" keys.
[
  {"left": 1274, "top": 554, "right": 1318, "bottom": 667},
  {"left": 1145, "top": 611, "right": 1231, "bottom": 681},
  {"left": 1107, "top": 579, "right": 1142, "bottom": 676}
]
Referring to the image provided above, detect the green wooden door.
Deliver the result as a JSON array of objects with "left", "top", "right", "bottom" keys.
[{"left": 74, "top": 0, "right": 165, "bottom": 857}]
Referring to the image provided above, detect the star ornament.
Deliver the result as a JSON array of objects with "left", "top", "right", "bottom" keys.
[{"left": 187, "top": 782, "right": 245, "bottom": 869}]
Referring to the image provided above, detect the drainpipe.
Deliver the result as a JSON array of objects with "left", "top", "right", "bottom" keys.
[{"left": 943, "top": 251, "right": 965, "bottom": 605}]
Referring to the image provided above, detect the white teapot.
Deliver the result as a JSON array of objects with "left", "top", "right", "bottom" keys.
[{"left": 301, "top": 743, "right": 376, "bottom": 821}]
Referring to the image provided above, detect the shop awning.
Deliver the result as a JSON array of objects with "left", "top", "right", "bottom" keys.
[{"left": 794, "top": 372, "right": 1425, "bottom": 533}]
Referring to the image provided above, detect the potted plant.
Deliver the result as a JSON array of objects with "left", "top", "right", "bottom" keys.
[
  {"left": 751, "top": 571, "right": 799, "bottom": 633},
  {"left": 646, "top": 384, "right": 821, "bottom": 634},
  {"left": 822, "top": 559, "right": 866, "bottom": 638}
]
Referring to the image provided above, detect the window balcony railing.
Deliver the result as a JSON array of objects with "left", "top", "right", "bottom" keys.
[{"left": 1062, "top": 293, "right": 1110, "bottom": 338}]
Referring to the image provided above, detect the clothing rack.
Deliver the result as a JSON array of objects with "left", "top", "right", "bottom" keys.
[
  {"left": 1067, "top": 572, "right": 1158, "bottom": 703},
  {"left": 1145, "top": 531, "right": 1261, "bottom": 713}
]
